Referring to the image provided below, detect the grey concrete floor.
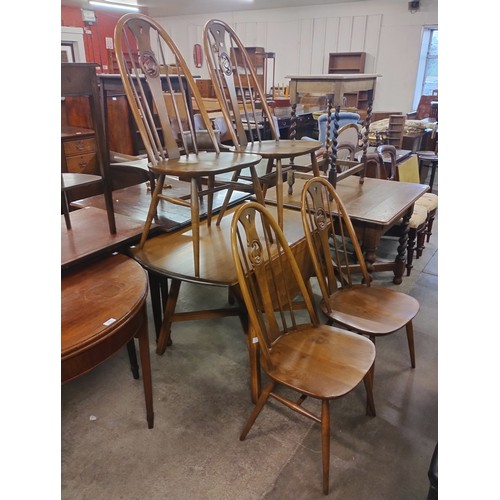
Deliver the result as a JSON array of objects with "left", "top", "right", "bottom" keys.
[{"left": 61, "top": 186, "right": 438, "bottom": 499}]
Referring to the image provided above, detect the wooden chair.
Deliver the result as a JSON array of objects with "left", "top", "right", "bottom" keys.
[
  {"left": 363, "top": 147, "right": 429, "bottom": 275},
  {"left": 114, "top": 13, "right": 263, "bottom": 277},
  {"left": 300, "top": 177, "right": 420, "bottom": 392},
  {"left": 203, "top": 18, "right": 322, "bottom": 228},
  {"left": 231, "top": 201, "right": 376, "bottom": 495},
  {"left": 378, "top": 145, "right": 438, "bottom": 247}
]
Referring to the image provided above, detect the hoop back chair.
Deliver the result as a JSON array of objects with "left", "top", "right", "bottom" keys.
[
  {"left": 301, "top": 177, "right": 420, "bottom": 392},
  {"left": 231, "top": 201, "right": 375, "bottom": 495},
  {"left": 114, "top": 13, "right": 262, "bottom": 276},
  {"left": 203, "top": 19, "right": 322, "bottom": 228}
]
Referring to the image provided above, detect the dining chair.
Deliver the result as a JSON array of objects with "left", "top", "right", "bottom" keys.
[
  {"left": 377, "top": 144, "right": 438, "bottom": 247},
  {"left": 300, "top": 177, "right": 420, "bottom": 394},
  {"left": 203, "top": 18, "right": 322, "bottom": 228},
  {"left": 114, "top": 13, "right": 263, "bottom": 277},
  {"left": 231, "top": 201, "right": 376, "bottom": 495}
]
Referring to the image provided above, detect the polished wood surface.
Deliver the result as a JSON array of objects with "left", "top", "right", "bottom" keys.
[
  {"left": 72, "top": 180, "right": 251, "bottom": 232},
  {"left": 301, "top": 177, "right": 419, "bottom": 398},
  {"left": 264, "top": 174, "right": 428, "bottom": 284},
  {"left": 132, "top": 203, "right": 313, "bottom": 402},
  {"left": 231, "top": 202, "right": 375, "bottom": 495},
  {"left": 61, "top": 253, "right": 154, "bottom": 428},
  {"left": 61, "top": 207, "right": 146, "bottom": 271}
]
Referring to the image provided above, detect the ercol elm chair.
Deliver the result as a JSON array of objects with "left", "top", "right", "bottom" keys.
[
  {"left": 231, "top": 201, "right": 375, "bottom": 495},
  {"left": 203, "top": 18, "right": 322, "bottom": 228},
  {"left": 114, "top": 13, "right": 263, "bottom": 277},
  {"left": 300, "top": 177, "right": 420, "bottom": 393}
]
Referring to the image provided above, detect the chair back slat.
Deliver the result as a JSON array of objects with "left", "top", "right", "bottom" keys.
[
  {"left": 301, "top": 177, "right": 371, "bottom": 306},
  {"left": 114, "top": 14, "right": 221, "bottom": 166},
  {"left": 204, "top": 19, "right": 279, "bottom": 150},
  {"left": 232, "top": 202, "right": 319, "bottom": 369}
]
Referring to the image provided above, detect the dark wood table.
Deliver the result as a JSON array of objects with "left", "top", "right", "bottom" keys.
[
  {"left": 61, "top": 207, "right": 146, "bottom": 271},
  {"left": 61, "top": 253, "right": 154, "bottom": 428},
  {"left": 263, "top": 174, "right": 429, "bottom": 284}
]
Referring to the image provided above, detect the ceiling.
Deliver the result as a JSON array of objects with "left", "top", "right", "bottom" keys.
[{"left": 62, "top": 0, "right": 365, "bottom": 18}]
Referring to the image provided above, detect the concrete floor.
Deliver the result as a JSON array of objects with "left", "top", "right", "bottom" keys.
[{"left": 61, "top": 188, "right": 438, "bottom": 499}]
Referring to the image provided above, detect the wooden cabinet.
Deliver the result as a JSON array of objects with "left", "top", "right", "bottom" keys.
[
  {"left": 328, "top": 52, "right": 366, "bottom": 74},
  {"left": 61, "top": 63, "right": 115, "bottom": 233},
  {"left": 62, "top": 127, "right": 98, "bottom": 176},
  {"left": 196, "top": 79, "right": 215, "bottom": 98},
  {"left": 100, "top": 74, "right": 192, "bottom": 157}
]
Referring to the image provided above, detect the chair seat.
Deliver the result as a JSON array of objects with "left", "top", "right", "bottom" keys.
[
  {"left": 268, "top": 324, "right": 375, "bottom": 399},
  {"left": 148, "top": 151, "right": 261, "bottom": 177},
  {"left": 235, "top": 139, "right": 321, "bottom": 160},
  {"left": 408, "top": 204, "right": 428, "bottom": 228},
  {"left": 321, "top": 285, "right": 420, "bottom": 336},
  {"left": 416, "top": 192, "right": 438, "bottom": 211}
]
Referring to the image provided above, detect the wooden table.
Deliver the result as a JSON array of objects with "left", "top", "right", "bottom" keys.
[
  {"left": 61, "top": 253, "right": 154, "bottom": 428},
  {"left": 61, "top": 206, "right": 147, "bottom": 271},
  {"left": 130, "top": 204, "right": 313, "bottom": 403},
  {"left": 263, "top": 174, "right": 428, "bottom": 284},
  {"left": 286, "top": 73, "right": 380, "bottom": 112}
]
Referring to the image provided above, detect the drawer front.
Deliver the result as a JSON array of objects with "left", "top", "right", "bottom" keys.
[
  {"left": 63, "top": 137, "right": 96, "bottom": 156},
  {"left": 65, "top": 153, "right": 98, "bottom": 174}
]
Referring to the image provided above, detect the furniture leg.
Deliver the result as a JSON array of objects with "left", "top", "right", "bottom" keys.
[
  {"left": 429, "top": 161, "right": 437, "bottom": 192},
  {"left": 137, "top": 303, "right": 154, "bottom": 429},
  {"left": 394, "top": 208, "right": 412, "bottom": 285},
  {"left": 156, "top": 278, "right": 181, "bottom": 354},
  {"left": 275, "top": 158, "right": 284, "bottom": 228},
  {"left": 406, "top": 320, "right": 416, "bottom": 369},
  {"left": 62, "top": 191, "right": 72, "bottom": 230},
  {"left": 406, "top": 228, "right": 416, "bottom": 277},
  {"left": 321, "top": 399, "right": 331, "bottom": 495},
  {"left": 191, "top": 177, "right": 201, "bottom": 277},
  {"left": 126, "top": 339, "right": 140, "bottom": 379},
  {"left": 148, "top": 271, "right": 166, "bottom": 339}
]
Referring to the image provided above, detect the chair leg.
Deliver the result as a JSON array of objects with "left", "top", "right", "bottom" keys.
[
  {"left": 406, "top": 321, "right": 416, "bottom": 368},
  {"left": 190, "top": 177, "right": 201, "bottom": 277},
  {"left": 406, "top": 228, "right": 416, "bottom": 276},
  {"left": 240, "top": 380, "right": 274, "bottom": 441},
  {"left": 156, "top": 278, "right": 181, "bottom": 355},
  {"left": 426, "top": 209, "right": 436, "bottom": 243},
  {"left": 416, "top": 224, "right": 426, "bottom": 258},
  {"left": 321, "top": 399, "right": 331, "bottom": 495},
  {"left": 365, "top": 336, "right": 376, "bottom": 417}
]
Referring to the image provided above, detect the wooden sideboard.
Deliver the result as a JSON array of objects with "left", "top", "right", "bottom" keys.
[{"left": 99, "top": 74, "right": 193, "bottom": 157}]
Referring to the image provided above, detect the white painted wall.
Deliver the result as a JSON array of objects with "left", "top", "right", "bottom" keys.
[{"left": 154, "top": 0, "right": 438, "bottom": 114}]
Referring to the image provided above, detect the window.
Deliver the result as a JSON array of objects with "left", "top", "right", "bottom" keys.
[{"left": 412, "top": 27, "right": 438, "bottom": 110}]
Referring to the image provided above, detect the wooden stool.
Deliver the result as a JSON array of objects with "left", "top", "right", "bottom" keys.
[{"left": 61, "top": 253, "right": 154, "bottom": 428}]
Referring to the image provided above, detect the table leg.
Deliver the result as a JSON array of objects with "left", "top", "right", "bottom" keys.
[
  {"left": 137, "top": 303, "right": 154, "bottom": 429},
  {"left": 126, "top": 340, "right": 140, "bottom": 379}
]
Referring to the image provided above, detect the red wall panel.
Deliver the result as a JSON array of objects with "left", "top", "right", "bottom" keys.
[{"left": 61, "top": 5, "right": 123, "bottom": 73}]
